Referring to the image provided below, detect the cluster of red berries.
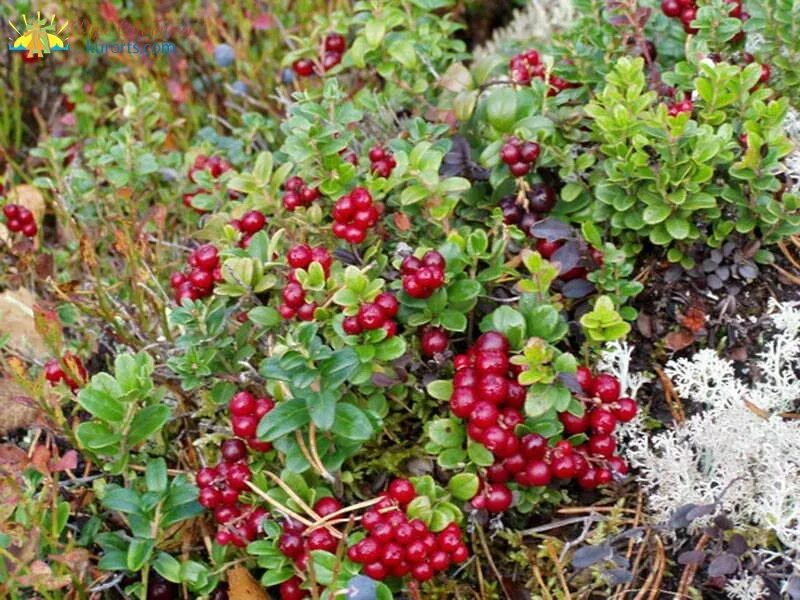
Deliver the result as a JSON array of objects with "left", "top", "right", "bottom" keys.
[
  {"left": 346, "top": 479, "right": 469, "bottom": 582},
  {"left": 666, "top": 91, "right": 694, "bottom": 117},
  {"left": 2, "top": 204, "right": 37, "bottom": 238},
  {"left": 277, "top": 497, "right": 344, "bottom": 581},
  {"left": 400, "top": 250, "right": 446, "bottom": 299},
  {"left": 279, "top": 244, "right": 333, "bottom": 321},
  {"left": 500, "top": 137, "right": 541, "bottom": 177},
  {"left": 499, "top": 183, "right": 557, "bottom": 233},
  {"left": 229, "top": 390, "right": 276, "bottom": 452},
  {"left": 183, "top": 155, "right": 234, "bottom": 213},
  {"left": 331, "top": 187, "right": 380, "bottom": 244},
  {"left": 292, "top": 33, "right": 347, "bottom": 77},
  {"left": 230, "top": 210, "right": 267, "bottom": 247},
  {"left": 170, "top": 244, "right": 222, "bottom": 304},
  {"left": 508, "top": 49, "right": 574, "bottom": 95},
  {"left": 420, "top": 326, "right": 449, "bottom": 357},
  {"left": 661, "top": 0, "right": 746, "bottom": 34},
  {"left": 282, "top": 176, "right": 321, "bottom": 212},
  {"left": 368, "top": 146, "right": 397, "bottom": 178},
  {"left": 44, "top": 353, "right": 87, "bottom": 392},
  {"left": 342, "top": 293, "right": 399, "bottom": 338}
]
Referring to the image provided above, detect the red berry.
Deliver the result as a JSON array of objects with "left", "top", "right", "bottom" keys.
[
  {"left": 226, "top": 463, "right": 251, "bottom": 491},
  {"left": 589, "top": 408, "right": 618, "bottom": 435},
  {"left": 401, "top": 255, "right": 422, "bottom": 274},
  {"left": 520, "top": 433, "right": 547, "bottom": 460},
  {"left": 474, "top": 351, "right": 509, "bottom": 376},
  {"left": 759, "top": 63, "right": 771, "bottom": 84},
  {"left": 278, "top": 304, "right": 296, "bottom": 319},
  {"left": 321, "top": 51, "right": 341, "bottom": 71},
  {"left": 520, "top": 142, "right": 541, "bottom": 163},
  {"left": 382, "top": 320, "right": 397, "bottom": 337},
  {"left": 282, "top": 282, "right": 306, "bottom": 309},
  {"left": 308, "top": 528, "right": 337, "bottom": 552},
  {"left": 661, "top": 0, "right": 681, "bottom": 17},
  {"left": 193, "top": 245, "right": 219, "bottom": 271},
  {"left": 475, "top": 332, "right": 509, "bottom": 353},
  {"left": 293, "top": 58, "right": 315, "bottom": 77},
  {"left": 344, "top": 225, "right": 366, "bottom": 244},
  {"left": 525, "top": 460, "right": 552, "bottom": 486},
  {"left": 608, "top": 456, "right": 629, "bottom": 475},
  {"left": 592, "top": 374, "right": 621, "bottom": 403},
  {"left": 450, "top": 387, "right": 479, "bottom": 418},
  {"left": 324, "top": 33, "right": 347, "bottom": 53},
  {"left": 297, "top": 302, "right": 317, "bottom": 321},
  {"left": 189, "top": 269, "right": 214, "bottom": 291},
  {"left": 451, "top": 545, "right": 469, "bottom": 563},
  {"left": 342, "top": 316, "right": 362, "bottom": 335},
  {"left": 596, "top": 468, "right": 613, "bottom": 485},
  {"left": 220, "top": 438, "right": 248, "bottom": 463},
  {"left": 278, "top": 532, "right": 304, "bottom": 558},
  {"left": 453, "top": 367, "right": 477, "bottom": 388},
  {"left": 575, "top": 366, "right": 594, "bottom": 393},
  {"left": 279, "top": 576, "right": 307, "bottom": 600},
  {"left": 198, "top": 486, "right": 222, "bottom": 508},
  {"left": 476, "top": 374, "right": 508, "bottom": 404},
  {"left": 470, "top": 401, "right": 500, "bottom": 428},
  {"left": 240, "top": 210, "right": 266, "bottom": 234},
  {"left": 614, "top": 397, "right": 638, "bottom": 422},
  {"left": 422, "top": 250, "right": 445, "bottom": 269},
  {"left": 578, "top": 469, "right": 599, "bottom": 490},
  {"left": 364, "top": 562, "right": 388, "bottom": 580},
  {"left": 196, "top": 467, "right": 218, "bottom": 488},
  {"left": 550, "top": 455, "right": 577, "bottom": 479},
  {"left": 232, "top": 415, "right": 258, "bottom": 438},
  {"left": 2, "top": 204, "right": 19, "bottom": 219},
  {"left": 374, "top": 292, "right": 399, "bottom": 318},
  {"left": 21, "top": 222, "right": 37, "bottom": 237},
  {"left": 310, "top": 247, "right": 332, "bottom": 274},
  {"left": 420, "top": 327, "right": 449, "bottom": 357},
  {"left": 509, "top": 162, "right": 531, "bottom": 177},
  {"left": 589, "top": 434, "right": 616, "bottom": 458},
  {"left": 484, "top": 483, "right": 513, "bottom": 512},
  {"left": 411, "top": 562, "right": 434, "bottom": 581},
  {"left": 560, "top": 410, "right": 589, "bottom": 434},
  {"left": 388, "top": 478, "right": 417, "bottom": 505},
  {"left": 287, "top": 244, "right": 313, "bottom": 269},
  {"left": 536, "top": 238, "right": 563, "bottom": 259},
  {"left": 500, "top": 143, "right": 521, "bottom": 165},
  {"left": 430, "top": 550, "right": 450, "bottom": 572},
  {"left": 357, "top": 303, "right": 385, "bottom": 330},
  {"left": 481, "top": 425, "right": 510, "bottom": 454}
]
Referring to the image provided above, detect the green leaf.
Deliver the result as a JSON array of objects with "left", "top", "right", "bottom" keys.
[
  {"left": 331, "top": 403, "right": 373, "bottom": 441},
  {"left": 145, "top": 458, "right": 168, "bottom": 493},
  {"left": 485, "top": 87, "right": 518, "bottom": 132},
  {"left": 426, "top": 380, "right": 453, "bottom": 401},
  {"left": 76, "top": 422, "right": 120, "bottom": 450},
  {"left": 308, "top": 391, "right": 336, "bottom": 430},
  {"left": 665, "top": 216, "right": 690, "bottom": 240},
  {"left": 248, "top": 306, "right": 280, "bottom": 328},
  {"left": 102, "top": 487, "right": 141, "bottom": 514},
  {"left": 374, "top": 337, "right": 407, "bottom": 361},
  {"left": 128, "top": 405, "right": 170, "bottom": 446},
  {"left": 642, "top": 203, "right": 672, "bottom": 224},
  {"left": 127, "top": 538, "right": 154, "bottom": 572},
  {"left": 467, "top": 441, "right": 494, "bottom": 466},
  {"left": 448, "top": 473, "right": 479, "bottom": 501},
  {"left": 427, "top": 418, "right": 465, "bottom": 447},
  {"left": 448, "top": 279, "right": 481, "bottom": 304},
  {"left": 77, "top": 374, "right": 125, "bottom": 423},
  {"left": 319, "top": 348, "right": 360, "bottom": 388},
  {"left": 439, "top": 310, "right": 467, "bottom": 332},
  {"left": 406, "top": 495, "right": 433, "bottom": 525},
  {"left": 258, "top": 399, "right": 310, "bottom": 441},
  {"left": 153, "top": 552, "right": 182, "bottom": 583}
]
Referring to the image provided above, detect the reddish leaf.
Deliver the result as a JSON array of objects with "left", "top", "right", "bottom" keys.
[
  {"left": 252, "top": 13, "right": 275, "bottom": 30},
  {"left": 100, "top": 1, "right": 120, "bottom": 22},
  {"left": 393, "top": 212, "right": 412, "bottom": 231},
  {"left": 664, "top": 329, "right": 695, "bottom": 351},
  {"left": 50, "top": 450, "right": 78, "bottom": 473},
  {"left": 678, "top": 305, "right": 706, "bottom": 333}
]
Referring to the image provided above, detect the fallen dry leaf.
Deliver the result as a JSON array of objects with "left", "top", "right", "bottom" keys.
[
  {"left": 228, "top": 566, "right": 271, "bottom": 600},
  {"left": 0, "top": 288, "right": 50, "bottom": 358}
]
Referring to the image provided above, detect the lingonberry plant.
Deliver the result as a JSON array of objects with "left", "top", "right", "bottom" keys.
[{"left": 3, "top": 0, "right": 800, "bottom": 598}]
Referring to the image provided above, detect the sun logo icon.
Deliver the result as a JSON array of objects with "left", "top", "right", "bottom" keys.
[{"left": 8, "top": 12, "right": 69, "bottom": 60}]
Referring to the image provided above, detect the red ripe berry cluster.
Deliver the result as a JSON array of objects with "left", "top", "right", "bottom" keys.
[
  {"left": 661, "top": 0, "right": 746, "bottom": 34},
  {"left": 44, "top": 353, "right": 87, "bottom": 392},
  {"left": 499, "top": 183, "right": 557, "bottom": 233},
  {"left": 368, "top": 146, "right": 397, "bottom": 178},
  {"left": 282, "top": 176, "right": 321, "bottom": 212},
  {"left": 667, "top": 91, "right": 694, "bottom": 116},
  {"left": 500, "top": 137, "right": 541, "bottom": 177},
  {"left": 170, "top": 244, "right": 222, "bottom": 304},
  {"left": 229, "top": 390, "right": 276, "bottom": 452},
  {"left": 400, "top": 250, "right": 445, "bottom": 299},
  {"left": 292, "top": 33, "right": 347, "bottom": 77},
  {"left": 331, "top": 187, "right": 380, "bottom": 244},
  {"left": 508, "top": 49, "right": 574, "bottom": 95},
  {"left": 346, "top": 479, "right": 469, "bottom": 582},
  {"left": 277, "top": 497, "right": 344, "bottom": 584},
  {"left": 2, "top": 204, "right": 37, "bottom": 238},
  {"left": 342, "top": 292, "right": 399, "bottom": 338},
  {"left": 230, "top": 210, "right": 267, "bottom": 247},
  {"left": 183, "top": 155, "right": 233, "bottom": 212},
  {"left": 280, "top": 244, "right": 333, "bottom": 321}
]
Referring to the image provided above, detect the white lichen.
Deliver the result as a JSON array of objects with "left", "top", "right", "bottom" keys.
[
  {"left": 784, "top": 108, "right": 800, "bottom": 193},
  {"left": 619, "top": 301, "right": 800, "bottom": 595},
  {"left": 474, "top": 0, "right": 575, "bottom": 61}
]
